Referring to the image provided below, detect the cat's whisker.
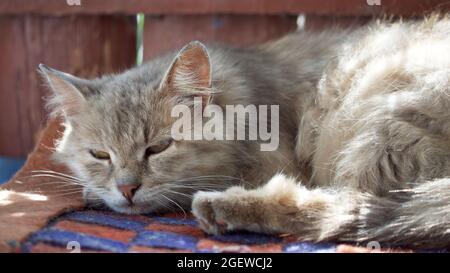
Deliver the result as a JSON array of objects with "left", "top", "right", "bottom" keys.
[
  {"left": 169, "top": 184, "right": 231, "bottom": 190},
  {"left": 172, "top": 180, "right": 236, "bottom": 186},
  {"left": 30, "top": 183, "right": 78, "bottom": 188},
  {"left": 25, "top": 174, "right": 86, "bottom": 184},
  {"left": 29, "top": 175, "right": 86, "bottom": 186},
  {"left": 40, "top": 186, "right": 84, "bottom": 191},
  {"left": 30, "top": 169, "right": 82, "bottom": 178},
  {"left": 176, "top": 174, "right": 243, "bottom": 181},
  {"left": 173, "top": 175, "right": 250, "bottom": 187},
  {"left": 83, "top": 196, "right": 104, "bottom": 200},
  {"left": 34, "top": 188, "right": 83, "bottom": 194},
  {"left": 29, "top": 181, "right": 84, "bottom": 190},
  {"left": 153, "top": 196, "right": 174, "bottom": 213},
  {"left": 83, "top": 196, "right": 106, "bottom": 204},
  {"left": 30, "top": 170, "right": 85, "bottom": 182},
  {"left": 29, "top": 181, "right": 86, "bottom": 188},
  {"left": 165, "top": 188, "right": 194, "bottom": 199},
  {"left": 160, "top": 192, "right": 187, "bottom": 219},
  {"left": 32, "top": 191, "right": 84, "bottom": 198},
  {"left": 38, "top": 187, "right": 84, "bottom": 193},
  {"left": 156, "top": 196, "right": 177, "bottom": 214},
  {"left": 174, "top": 182, "right": 235, "bottom": 189},
  {"left": 171, "top": 181, "right": 233, "bottom": 187}
]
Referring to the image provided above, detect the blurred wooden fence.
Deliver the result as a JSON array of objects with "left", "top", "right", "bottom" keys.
[{"left": 0, "top": 0, "right": 448, "bottom": 158}]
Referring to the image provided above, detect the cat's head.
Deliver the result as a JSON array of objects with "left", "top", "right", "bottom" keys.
[{"left": 39, "top": 42, "right": 240, "bottom": 214}]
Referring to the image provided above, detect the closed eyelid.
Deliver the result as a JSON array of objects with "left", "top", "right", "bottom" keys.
[
  {"left": 146, "top": 134, "right": 173, "bottom": 146},
  {"left": 144, "top": 138, "right": 173, "bottom": 158},
  {"left": 149, "top": 138, "right": 172, "bottom": 146},
  {"left": 89, "top": 149, "right": 111, "bottom": 160}
]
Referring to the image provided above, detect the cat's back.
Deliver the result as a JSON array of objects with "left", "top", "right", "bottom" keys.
[
  {"left": 310, "top": 15, "right": 450, "bottom": 191},
  {"left": 318, "top": 15, "right": 450, "bottom": 107}
]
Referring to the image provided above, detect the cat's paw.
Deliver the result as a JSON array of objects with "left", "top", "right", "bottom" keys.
[
  {"left": 192, "top": 186, "right": 275, "bottom": 235},
  {"left": 192, "top": 191, "right": 228, "bottom": 235},
  {"left": 192, "top": 189, "right": 245, "bottom": 235}
]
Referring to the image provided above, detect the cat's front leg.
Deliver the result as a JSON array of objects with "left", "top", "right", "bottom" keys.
[{"left": 192, "top": 174, "right": 358, "bottom": 240}]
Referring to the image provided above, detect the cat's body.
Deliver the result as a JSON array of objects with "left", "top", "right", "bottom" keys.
[{"left": 40, "top": 15, "right": 450, "bottom": 249}]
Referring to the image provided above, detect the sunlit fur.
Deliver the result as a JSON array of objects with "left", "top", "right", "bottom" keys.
[{"left": 42, "top": 15, "right": 450, "bottom": 248}]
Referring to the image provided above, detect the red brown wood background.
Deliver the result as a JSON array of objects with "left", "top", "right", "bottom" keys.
[
  {"left": 0, "top": 0, "right": 449, "bottom": 158},
  {"left": 143, "top": 15, "right": 297, "bottom": 60},
  {"left": 0, "top": 0, "right": 448, "bottom": 16},
  {"left": 0, "top": 15, "right": 136, "bottom": 157}
]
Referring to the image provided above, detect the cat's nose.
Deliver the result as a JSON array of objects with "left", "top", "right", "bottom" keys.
[{"left": 118, "top": 184, "right": 140, "bottom": 202}]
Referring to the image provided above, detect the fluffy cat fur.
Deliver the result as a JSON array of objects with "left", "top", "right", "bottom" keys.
[{"left": 39, "top": 15, "right": 450, "bottom": 249}]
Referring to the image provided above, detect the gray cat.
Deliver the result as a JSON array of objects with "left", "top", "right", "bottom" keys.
[{"left": 39, "top": 15, "right": 450, "bottom": 249}]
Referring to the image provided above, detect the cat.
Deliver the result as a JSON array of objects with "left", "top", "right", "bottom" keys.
[{"left": 39, "top": 14, "right": 450, "bottom": 249}]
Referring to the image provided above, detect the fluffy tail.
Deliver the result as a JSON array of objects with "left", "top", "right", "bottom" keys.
[{"left": 346, "top": 178, "right": 450, "bottom": 249}]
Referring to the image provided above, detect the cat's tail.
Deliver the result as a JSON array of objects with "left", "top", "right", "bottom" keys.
[{"left": 341, "top": 178, "right": 450, "bottom": 249}]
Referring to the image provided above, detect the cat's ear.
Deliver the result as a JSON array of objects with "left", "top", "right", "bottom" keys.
[
  {"left": 159, "top": 41, "right": 212, "bottom": 106},
  {"left": 39, "top": 64, "right": 93, "bottom": 117}
]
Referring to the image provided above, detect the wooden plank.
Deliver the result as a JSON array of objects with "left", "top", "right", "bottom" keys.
[
  {"left": 0, "top": 15, "right": 136, "bottom": 157},
  {"left": 0, "top": 17, "right": 24, "bottom": 157},
  {"left": 0, "top": 0, "right": 449, "bottom": 16},
  {"left": 304, "top": 15, "right": 372, "bottom": 31},
  {"left": 143, "top": 14, "right": 297, "bottom": 60}
]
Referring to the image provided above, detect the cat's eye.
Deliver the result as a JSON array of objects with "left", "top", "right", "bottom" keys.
[
  {"left": 145, "top": 139, "right": 173, "bottom": 158},
  {"left": 90, "top": 149, "right": 111, "bottom": 160}
]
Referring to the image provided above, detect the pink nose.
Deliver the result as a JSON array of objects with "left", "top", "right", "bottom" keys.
[{"left": 118, "top": 184, "right": 140, "bottom": 202}]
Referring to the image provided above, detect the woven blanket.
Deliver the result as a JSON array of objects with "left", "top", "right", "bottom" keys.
[{"left": 20, "top": 210, "right": 404, "bottom": 253}]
